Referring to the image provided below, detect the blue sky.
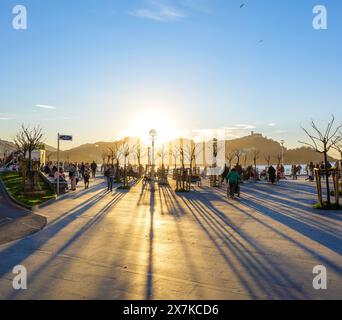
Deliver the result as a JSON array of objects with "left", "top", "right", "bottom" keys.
[{"left": 0, "top": 0, "right": 341, "bottom": 148}]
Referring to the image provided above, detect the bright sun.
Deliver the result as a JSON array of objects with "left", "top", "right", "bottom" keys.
[{"left": 121, "top": 110, "right": 179, "bottom": 145}]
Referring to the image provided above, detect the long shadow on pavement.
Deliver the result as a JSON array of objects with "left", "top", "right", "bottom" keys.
[{"left": 0, "top": 187, "right": 128, "bottom": 283}]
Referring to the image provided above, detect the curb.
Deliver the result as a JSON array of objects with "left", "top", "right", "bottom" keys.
[
  {"left": 0, "top": 173, "right": 108, "bottom": 212},
  {"left": 0, "top": 177, "right": 33, "bottom": 212},
  {"left": 0, "top": 175, "right": 48, "bottom": 246},
  {"left": 0, "top": 174, "right": 79, "bottom": 212}
]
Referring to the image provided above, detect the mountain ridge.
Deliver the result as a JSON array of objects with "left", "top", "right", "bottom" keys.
[{"left": 45, "top": 134, "right": 337, "bottom": 165}]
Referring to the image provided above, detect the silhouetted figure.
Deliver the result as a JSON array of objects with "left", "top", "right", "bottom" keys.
[
  {"left": 268, "top": 166, "right": 276, "bottom": 184},
  {"left": 91, "top": 161, "right": 97, "bottom": 179},
  {"left": 221, "top": 164, "right": 229, "bottom": 184},
  {"left": 84, "top": 169, "right": 90, "bottom": 189},
  {"left": 227, "top": 168, "right": 240, "bottom": 198}
]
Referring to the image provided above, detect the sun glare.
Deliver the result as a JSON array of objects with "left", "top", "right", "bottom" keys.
[{"left": 121, "top": 110, "right": 179, "bottom": 145}]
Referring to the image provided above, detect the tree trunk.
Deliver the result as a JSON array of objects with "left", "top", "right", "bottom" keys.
[
  {"left": 124, "top": 158, "right": 127, "bottom": 186},
  {"left": 324, "top": 146, "right": 331, "bottom": 204}
]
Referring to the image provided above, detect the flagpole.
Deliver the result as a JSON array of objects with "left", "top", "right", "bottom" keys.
[{"left": 57, "top": 133, "right": 60, "bottom": 197}]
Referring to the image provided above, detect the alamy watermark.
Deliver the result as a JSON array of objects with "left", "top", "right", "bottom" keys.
[
  {"left": 1, "top": 4, "right": 28, "bottom": 30},
  {"left": 12, "top": 265, "right": 27, "bottom": 290},
  {"left": 4, "top": 4, "right": 327, "bottom": 32},
  {"left": 313, "top": 265, "right": 327, "bottom": 290},
  {"left": 313, "top": 5, "right": 328, "bottom": 30},
  {"left": 12, "top": 5, "right": 27, "bottom": 30}
]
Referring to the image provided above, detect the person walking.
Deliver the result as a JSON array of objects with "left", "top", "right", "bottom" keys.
[
  {"left": 221, "top": 164, "right": 230, "bottom": 185},
  {"left": 105, "top": 165, "right": 115, "bottom": 192},
  {"left": 84, "top": 169, "right": 90, "bottom": 189},
  {"left": 69, "top": 164, "right": 77, "bottom": 191},
  {"left": 227, "top": 167, "right": 240, "bottom": 198},
  {"left": 80, "top": 162, "right": 85, "bottom": 179},
  {"left": 91, "top": 161, "right": 97, "bottom": 179},
  {"left": 268, "top": 165, "right": 276, "bottom": 184}
]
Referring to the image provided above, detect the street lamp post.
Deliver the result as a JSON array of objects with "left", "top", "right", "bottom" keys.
[
  {"left": 280, "top": 140, "right": 285, "bottom": 165},
  {"left": 149, "top": 129, "right": 157, "bottom": 184}
]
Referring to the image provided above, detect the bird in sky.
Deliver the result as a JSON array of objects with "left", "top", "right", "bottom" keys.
[{"left": 240, "top": 3, "right": 245, "bottom": 9}]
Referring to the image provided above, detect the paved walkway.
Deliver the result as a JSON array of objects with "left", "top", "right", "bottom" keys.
[
  {"left": 0, "top": 178, "right": 341, "bottom": 300},
  {"left": 0, "top": 182, "right": 46, "bottom": 246}
]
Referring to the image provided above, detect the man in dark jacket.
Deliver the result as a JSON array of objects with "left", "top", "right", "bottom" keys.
[
  {"left": 91, "top": 161, "right": 97, "bottom": 179},
  {"left": 268, "top": 165, "right": 276, "bottom": 184}
]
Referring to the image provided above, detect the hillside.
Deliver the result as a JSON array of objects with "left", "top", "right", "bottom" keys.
[
  {"left": 0, "top": 139, "right": 57, "bottom": 158},
  {"left": 0, "top": 140, "right": 16, "bottom": 156},
  {"left": 49, "top": 142, "right": 114, "bottom": 163},
  {"left": 225, "top": 134, "right": 336, "bottom": 165},
  {"left": 283, "top": 147, "right": 335, "bottom": 164},
  {"left": 47, "top": 134, "right": 337, "bottom": 165}
]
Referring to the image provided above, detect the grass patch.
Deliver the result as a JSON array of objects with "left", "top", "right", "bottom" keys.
[
  {"left": 313, "top": 202, "right": 342, "bottom": 210},
  {"left": 0, "top": 171, "right": 55, "bottom": 207}
]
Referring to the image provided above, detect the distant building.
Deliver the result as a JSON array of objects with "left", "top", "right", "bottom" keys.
[{"left": 250, "top": 131, "right": 262, "bottom": 137}]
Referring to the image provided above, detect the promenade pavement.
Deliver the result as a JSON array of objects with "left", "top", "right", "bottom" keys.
[{"left": 0, "top": 178, "right": 341, "bottom": 300}]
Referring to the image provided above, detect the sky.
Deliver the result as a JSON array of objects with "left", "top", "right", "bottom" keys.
[{"left": 0, "top": 0, "right": 341, "bottom": 149}]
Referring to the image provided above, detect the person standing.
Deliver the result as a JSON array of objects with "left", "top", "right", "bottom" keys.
[
  {"left": 69, "top": 164, "right": 77, "bottom": 191},
  {"left": 84, "top": 169, "right": 90, "bottom": 189}
]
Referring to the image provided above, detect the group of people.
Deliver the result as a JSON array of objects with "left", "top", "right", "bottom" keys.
[
  {"left": 290, "top": 164, "right": 302, "bottom": 180},
  {"left": 42, "top": 161, "right": 98, "bottom": 191},
  {"left": 305, "top": 161, "right": 334, "bottom": 182}
]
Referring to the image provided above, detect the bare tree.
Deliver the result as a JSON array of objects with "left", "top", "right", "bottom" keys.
[
  {"left": 252, "top": 149, "right": 260, "bottom": 181},
  {"left": 299, "top": 116, "right": 342, "bottom": 204},
  {"left": 265, "top": 155, "right": 271, "bottom": 167},
  {"left": 157, "top": 144, "right": 168, "bottom": 169},
  {"left": 101, "top": 151, "right": 107, "bottom": 164},
  {"left": 108, "top": 141, "right": 120, "bottom": 165},
  {"left": 332, "top": 135, "right": 342, "bottom": 160},
  {"left": 172, "top": 143, "right": 184, "bottom": 169},
  {"left": 226, "top": 151, "right": 236, "bottom": 168},
  {"left": 277, "top": 154, "right": 282, "bottom": 165},
  {"left": 118, "top": 141, "right": 130, "bottom": 187},
  {"left": 131, "top": 139, "right": 144, "bottom": 177},
  {"left": 233, "top": 150, "right": 243, "bottom": 165},
  {"left": 14, "top": 124, "right": 44, "bottom": 171},
  {"left": 184, "top": 141, "right": 201, "bottom": 171},
  {"left": 243, "top": 152, "right": 248, "bottom": 168}
]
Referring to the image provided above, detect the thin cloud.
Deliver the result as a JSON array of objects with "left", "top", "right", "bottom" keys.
[
  {"left": 274, "top": 130, "right": 288, "bottom": 134},
  {"left": 130, "top": 0, "right": 187, "bottom": 22},
  {"left": 36, "top": 104, "right": 57, "bottom": 110},
  {"left": 236, "top": 124, "right": 256, "bottom": 130},
  {"left": 0, "top": 117, "right": 12, "bottom": 120},
  {"left": 268, "top": 123, "right": 277, "bottom": 127}
]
